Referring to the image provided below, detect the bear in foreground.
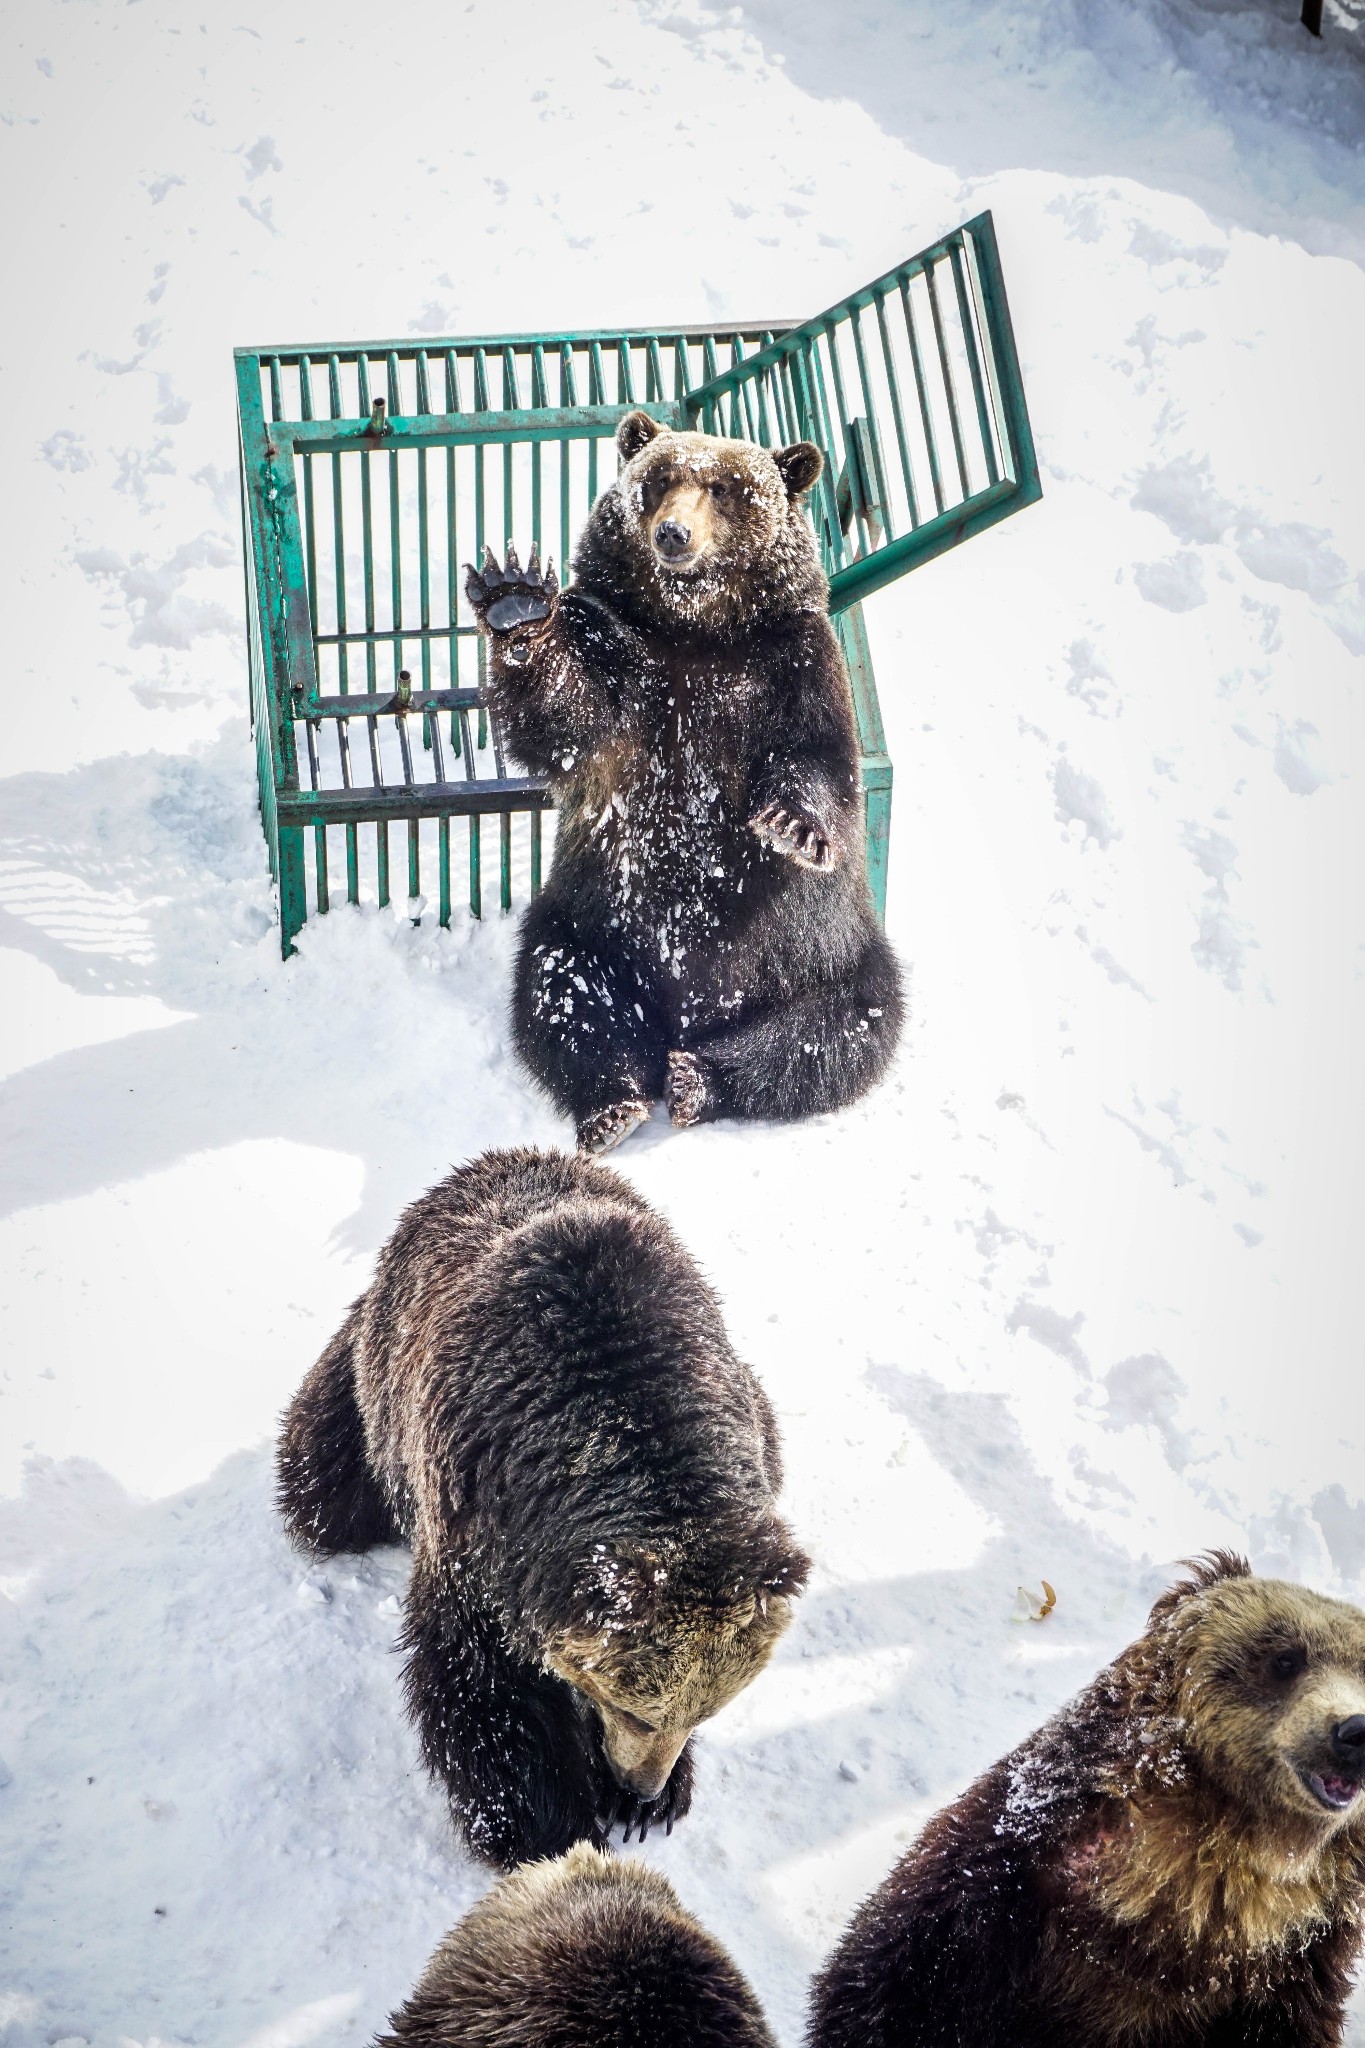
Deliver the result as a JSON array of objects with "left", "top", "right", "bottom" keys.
[
  {"left": 465, "top": 410, "right": 904, "bottom": 1154},
  {"left": 377, "top": 1840, "right": 777, "bottom": 2047},
  {"left": 808, "top": 1554, "right": 1365, "bottom": 2048},
  {"left": 277, "top": 1146, "right": 809, "bottom": 1869}
]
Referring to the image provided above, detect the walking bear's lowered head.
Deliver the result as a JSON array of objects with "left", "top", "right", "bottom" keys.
[
  {"left": 807, "top": 1552, "right": 1365, "bottom": 2048},
  {"left": 377, "top": 1841, "right": 778, "bottom": 2048},
  {"left": 544, "top": 1515, "right": 804, "bottom": 1803},
  {"left": 276, "top": 1146, "right": 810, "bottom": 1867}
]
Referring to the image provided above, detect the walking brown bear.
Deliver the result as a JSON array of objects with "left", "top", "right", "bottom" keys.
[
  {"left": 276, "top": 1146, "right": 809, "bottom": 1870},
  {"left": 377, "top": 1841, "right": 777, "bottom": 2047},
  {"left": 464, "top": 411, "right": 904, "bottom": 1154},
  {"left": 807, "top": 1553, "right": 1365, "bottom": 2047}
]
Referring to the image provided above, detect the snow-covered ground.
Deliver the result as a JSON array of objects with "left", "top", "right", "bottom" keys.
[{"left": 2, "top": 0, "right": 1364, "bottom": 2040}]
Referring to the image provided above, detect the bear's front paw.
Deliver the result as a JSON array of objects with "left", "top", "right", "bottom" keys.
[
  {"left": 749, "top": 799, "right": 837, "bottom": 872},
  {"left": 464, "top": 543, "right": 559, "bottom": 646},
  {"left": 612, "top": 1745, "right": 695, "bottom": 1845},
  {"left": 576, "top": 1098, "right": 651, "bottom": 1156},
  {"left": 666, "top": 1049, "right": 712, "bottom": 1130}
]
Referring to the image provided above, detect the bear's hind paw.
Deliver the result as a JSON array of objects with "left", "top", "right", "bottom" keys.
[
  {"left": 464, "top": 543, "right": 559, "bottom": 636},
  {"left": 576, "top": 1098, "right": 651, "bottom": 1156},
  {"left": 666, "top": 1049, "right": 712, "bottom": 1129},
  {"left": 749, "top": 799, "right": 836, "bottom": 872}
]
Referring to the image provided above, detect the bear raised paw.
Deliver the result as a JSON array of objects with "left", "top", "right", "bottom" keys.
[
  {"left": 465, "top": 542, "right": 559, "bottom": 640},
  {"left": 466, "top": 412, "right": 904, "bottom": 1155}
]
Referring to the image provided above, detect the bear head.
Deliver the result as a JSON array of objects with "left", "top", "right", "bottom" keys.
[
  {"left": 546, "top": 1517, "right": 810, "bottom": 1800},
  {"left": 384, "top": 1843, "right": 777, "bottom": 2047},
  {"left": 604, "top": 409, "right": 825, "bottom": 633},
  {"left": 1146, "top": 1552, "right": 1365, "bottom": 1841}
]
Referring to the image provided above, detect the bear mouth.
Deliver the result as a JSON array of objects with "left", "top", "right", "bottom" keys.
[{"left": 1302, "top": 1770, "right": 1361, "bottom": 1813}]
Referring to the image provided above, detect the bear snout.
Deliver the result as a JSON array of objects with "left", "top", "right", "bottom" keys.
[
  {"left": 1331, "top": 1714, "right": 1365, "bottom": 1768},
  {"left": 654, "top": 517, "right": 693, "bottom": 562}
]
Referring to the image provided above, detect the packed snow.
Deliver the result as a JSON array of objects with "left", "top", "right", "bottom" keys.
[{"left": 2, "top": 0, "right": 1364, "bottom": 2041}]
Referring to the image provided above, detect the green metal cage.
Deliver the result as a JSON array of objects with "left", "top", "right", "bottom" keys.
[{"left": 236, "top": 210, "right": 1039, "bottom": 956}]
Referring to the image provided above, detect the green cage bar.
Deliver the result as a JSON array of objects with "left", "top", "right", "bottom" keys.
[{"left": 236, "top": 210, "right": 1040, "bottom": 957}]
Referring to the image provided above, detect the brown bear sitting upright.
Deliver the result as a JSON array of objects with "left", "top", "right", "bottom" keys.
[
  {"left": 807, "top": 1554, "right": 1365, "bottom": 2047},
  {"left": 465, "top": 411, "right": 904, "bottom": 1154},
  {"left": 377, "top": 1842, "right": 777, "bottom": 2047}
]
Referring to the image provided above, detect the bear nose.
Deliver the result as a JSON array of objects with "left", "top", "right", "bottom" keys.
[
  {"left": 1331, "top": 1715, "right": 1365, "bottom": 1765},
  {"left": 654, "top": 518, "right": 691, "bottom": 559}
]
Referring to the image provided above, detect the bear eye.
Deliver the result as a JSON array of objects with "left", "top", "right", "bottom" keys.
[
  {"left": 616, "top": 1708, "right": 656, "bottom": 1735},
  {"left": 708, "top": 479, "right": 729, "bottom": 499},
  {"left": 1271, "top": 1646, "right": 1307, "bottom": 1681}
]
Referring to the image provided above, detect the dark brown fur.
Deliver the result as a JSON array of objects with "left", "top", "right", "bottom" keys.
[
  {"left": 376, "top": 1841, "right": 777, "bottom": 2047},
  {"left": 807, "top": 1554, "right": 1365, "bottom": 2047},
  {"left": 466, "top": 412, "right": 903, "bottom": 1152},
  {"left": 277, "top": 1146, "right": 809, "bottom": 1868}
]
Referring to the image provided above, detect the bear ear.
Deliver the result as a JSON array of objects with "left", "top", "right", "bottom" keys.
[
  {"left": 730, "top": 1515, "right": 811, "bottom": 1605},
  {"left": 617, "top": 410, "right": 664, "bottom": 463},
  {"left": 1148, "top": 1549, "right": 1252, "bottom": 1627},
  {"left": 774, "top": 440, "right": 823, "bottom": 499}
]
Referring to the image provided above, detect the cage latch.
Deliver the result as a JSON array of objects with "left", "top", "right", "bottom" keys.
[{"left": 366, "top": 396, "right": 391, "bottom": 439}]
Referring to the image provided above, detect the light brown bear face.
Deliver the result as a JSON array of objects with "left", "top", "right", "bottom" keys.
[
  {"left": 547, "top": 1535, "right": 805, "bottom": 1799},
  {"left": 1170, "top": 1573, "right": 1365, "bottom": 1835},
  {"left": 615, "top": 409, "right": 822, "bottom": 585}
]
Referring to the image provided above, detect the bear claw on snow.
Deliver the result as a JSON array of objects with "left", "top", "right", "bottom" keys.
[
  {"left": 666, "top": 1049, "right": 711, "bottom": 1129},
  {"left": 576, "top": 1098, "right": 651, "bottom": 1155}
]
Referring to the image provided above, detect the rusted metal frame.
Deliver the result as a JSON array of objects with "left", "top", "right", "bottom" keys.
[
  {"left": 444, "top": 350, "right": 462, "bottom": 750},
  {"left": 901, "top": 272, "right": 946, "bottom": 517},
  {"left": 279, "top": 780, "right": 552, "bottom": 826},
  {"left": 278, "top": 404, "right": 671, "bottom": 452},
  {"left": 923, "top": 259, "right": 970, "bottom": 503},
  {"left": 415, "top": 353, "right": 434, "bottom": 745},
  {"left": 963, "top": 214, "right": 1036, "bottom": 504},
  {"left": 588, "top": 344, "right": 606, "bottom": 502},
  {"left": 834, "top": 602, "right": 891, "bottom": 928},
  {"left": 558, "top": 346, "right": 577, "bottom": 569},
  {"left": 804, "top": 340, "right": 850, "bottom": 573},
  {"left": 827, "top": 475, "right": 1017, "bottom": 611},
  {"left": 873, "top": 287, "right": 920, "bottom": 528},
  {"left": 325, "top": 357, "right": 358, "bottom": 905},
  {"left": 237, "top": 363, "right": 315, "bottom": 951},
  {"left": 821, "top": 319, "right": 874, "bottom": 560},
  {"left": 456, "top": 705, "right": 482, "bottom": 918},
  {"left": 502, "top": 346, "right": 521, "bottom": 565},
  {"left": 949, "top": 242, "right": 1000, "bottom": 491},
  {"left": 848, "top": 304, "right": 894, "bottom": 541},
  {"left": 355, "top": 358, "right": 389, "bottom": 907},
  {"left": 674, "top": 234, "right": 974, "bottom": 413},
  {"left": 235, "top": 320, "right": 788, "bottom": 368},
  {"left": 616, "top": 338, "right": 636, "bottom": 406}
]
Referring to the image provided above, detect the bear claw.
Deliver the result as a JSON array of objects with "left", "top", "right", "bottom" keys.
[
  {"left": 465, "top": 543, "right": 559, "bottom": 634},
  {"left": 749, "top": 798, "right": 836, "bottom": 872},
  {"left": 666, "top": 1049, "right": 711, "bottom": 1129},
  {"left": 576, "top": 1098, "right": 651, "bottom": 1156}
]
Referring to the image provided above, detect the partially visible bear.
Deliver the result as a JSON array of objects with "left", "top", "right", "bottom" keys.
[
  {"left": 807, "top": 1553, "right": 1365, "bottom": 2048},
  {"left": 377, "top": 1841, "right": 777, "bottom": 2047},
  {"left": 276, "top": 1146, "right": 809, "bottom": 1869},
  {"left": 465, "top": 411, "right": 904, "bottom": 1154}
]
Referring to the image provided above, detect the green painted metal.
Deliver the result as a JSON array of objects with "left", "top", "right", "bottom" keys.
[{"left": 236, "top": 211, "right": 1039, "bottom": 956}]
